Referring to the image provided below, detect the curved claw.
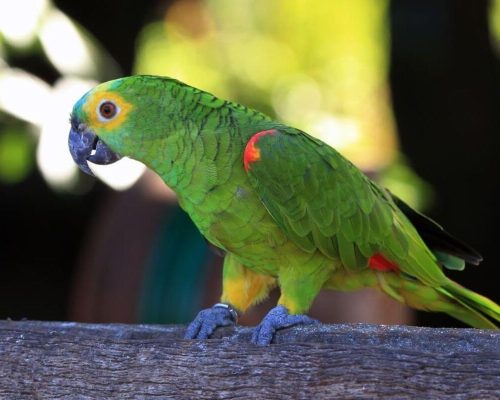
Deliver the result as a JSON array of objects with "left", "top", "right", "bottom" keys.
[
  {"left": 251, "top": 305, "right": 319, "bottom": 346},
  {"left": 184, "top": 304, "right": 237, "bottom": 340}
]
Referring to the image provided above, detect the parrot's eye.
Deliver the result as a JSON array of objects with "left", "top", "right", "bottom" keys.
[{"left": 99, "top": 101, "right": 117, "bottom": 119}]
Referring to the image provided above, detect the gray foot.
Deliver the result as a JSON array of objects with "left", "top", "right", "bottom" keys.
[
  {"left": 184, "top": 303, "right": 237, "bottom": 340},
  {"left": 251, "top": 305, "right": 318, "bottom": 346}
]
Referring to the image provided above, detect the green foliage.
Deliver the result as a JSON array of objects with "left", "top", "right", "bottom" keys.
[{"left": 0, "top": 124, "right": 33, "bottom": 184}]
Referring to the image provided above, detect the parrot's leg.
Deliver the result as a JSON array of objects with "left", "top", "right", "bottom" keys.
[
  {"left": 184, "top": 253, "right": 276, "bottom": 340},
  {"left": 251, "top": 261, "right": 330, "bottom": 345},
  {"left": 220, "top": 255, "right": 277, "bottom": 312}
]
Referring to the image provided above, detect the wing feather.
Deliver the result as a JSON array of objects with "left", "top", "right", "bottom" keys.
[
  {"left": 245, "top": 128, "right": 383, "bottom": 270},
  {"left": 244, "top": 127, "right": 447, "bottom": 285}
]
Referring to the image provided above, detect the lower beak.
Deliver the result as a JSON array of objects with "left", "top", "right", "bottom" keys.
[{"left": 68, "top": 128, "right": 121, "bottom": 176}]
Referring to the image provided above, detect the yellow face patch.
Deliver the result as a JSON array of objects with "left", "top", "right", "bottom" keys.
[{"left": 83, "top": 89, "right": 134, "bottom": 132}]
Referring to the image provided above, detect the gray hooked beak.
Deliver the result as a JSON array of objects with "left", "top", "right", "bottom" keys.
[{"left": 68, "top": 124, "right": 121, "bottom": 176}]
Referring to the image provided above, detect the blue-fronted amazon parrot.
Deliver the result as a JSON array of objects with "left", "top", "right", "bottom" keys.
[{"left": 68, "top": 75, "right": 499, "bottom": 345}]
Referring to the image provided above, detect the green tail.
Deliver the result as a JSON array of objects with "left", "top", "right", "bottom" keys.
[{"left": 438, "top": 280, "right": 500, "bottom": 329}]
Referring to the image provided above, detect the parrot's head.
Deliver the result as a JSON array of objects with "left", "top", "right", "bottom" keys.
[{"left": 68, "top": 75, "right": 172, "bottom": 175}]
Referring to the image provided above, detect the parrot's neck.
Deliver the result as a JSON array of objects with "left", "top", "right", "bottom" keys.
[{"left": 138, "top": 104, "right": 273, "bottom": 204}]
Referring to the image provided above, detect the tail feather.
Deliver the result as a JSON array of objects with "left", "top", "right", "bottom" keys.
[
  {"left": 438, "top": 280, "right": 499, "bottom": 329},
  {"left": 444, "top": 280, "right": 500, "bottom": 323},
  {"left": 389, "top": 193, "right": 498, "bottom": 328}
]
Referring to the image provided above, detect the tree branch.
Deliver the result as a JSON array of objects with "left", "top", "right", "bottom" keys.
[{"left": 0, "top": 320, "right": 498, "bottom": 399}]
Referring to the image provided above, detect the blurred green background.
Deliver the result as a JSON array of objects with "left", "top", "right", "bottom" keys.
[{"left": 0, "top": 0, "right": 498, "bottom": 327}]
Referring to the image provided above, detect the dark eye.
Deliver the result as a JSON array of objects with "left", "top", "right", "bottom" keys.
[{"left": 99, "top": 101, "right": 117, "bottom": 119}]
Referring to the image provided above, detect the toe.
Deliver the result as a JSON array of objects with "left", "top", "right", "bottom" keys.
[
  {"left": 251, "top": 323, "right": 275, "bottom": 346},
  {"left": 184, "top": 318, "right": 202, "bottom": 339},
  {"left": 251, "top": 305, "right": 319, "bottom": 345},
  {"left": 184, "top": 304, "right": 237, "bottom": 340},
  {"left": 286, "top": 314, "right": 319, "bottom": 327}
]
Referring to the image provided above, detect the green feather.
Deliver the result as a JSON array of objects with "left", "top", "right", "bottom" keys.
[{"left": 434, "top": 251, "right": 466, "bottom": 271}]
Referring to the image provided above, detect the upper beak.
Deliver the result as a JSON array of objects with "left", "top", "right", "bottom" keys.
[{"left": 68, "top": 125, "right": 121, "bottom": 176}]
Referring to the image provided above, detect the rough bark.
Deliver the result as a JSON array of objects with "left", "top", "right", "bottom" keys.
[{"left": 0, "top": 320, "right": 498, "bottom": 399}]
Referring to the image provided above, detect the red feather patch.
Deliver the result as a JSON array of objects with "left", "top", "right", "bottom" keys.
[
  {"left": 243, "top": 129, "right": 276, "bottom": 171},
  {"left": 369, "top": 253, "right": 400, "bottom": 273}
]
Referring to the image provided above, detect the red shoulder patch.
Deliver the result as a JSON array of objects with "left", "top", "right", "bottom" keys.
[
  {"left": 368, "top": 253, "right": 400, "bottom": 273},
  {"left": 243, "top": 129, "right": 276, "bottom": 171}
]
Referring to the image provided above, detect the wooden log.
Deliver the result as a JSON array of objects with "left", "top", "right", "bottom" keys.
[{"left": 0, "top": 320, "right": 498, "bottom": 399}]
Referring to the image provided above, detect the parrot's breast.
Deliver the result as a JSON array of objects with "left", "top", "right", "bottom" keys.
[{"left": 176, "top": 172, "right": 304, "bottom": 275}]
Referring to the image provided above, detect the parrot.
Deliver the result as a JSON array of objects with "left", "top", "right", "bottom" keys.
[{"left": 68, "top": 75, "right": 500, "bottom": 345}]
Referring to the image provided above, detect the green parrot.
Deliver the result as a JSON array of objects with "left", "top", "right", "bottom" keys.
[{"left": 69, "top": 75, "right": 499, "bottom": 345}]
